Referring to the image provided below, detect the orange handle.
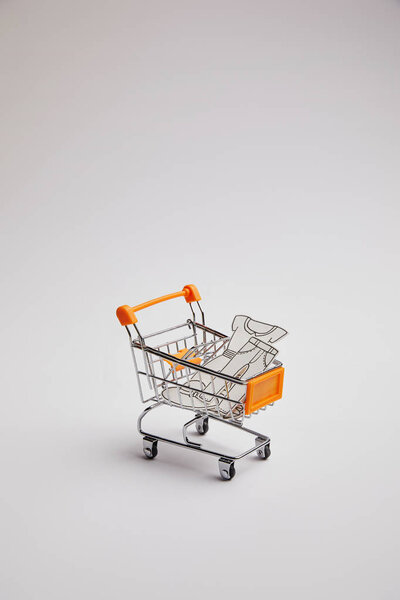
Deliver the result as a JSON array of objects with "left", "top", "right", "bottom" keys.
[{"left": 116, "top": 284, "right": 201, "bottom": 325}]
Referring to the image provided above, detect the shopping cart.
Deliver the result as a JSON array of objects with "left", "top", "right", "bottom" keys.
[{"left": 116, "top": 284, "right": 285, "bottom": 480}]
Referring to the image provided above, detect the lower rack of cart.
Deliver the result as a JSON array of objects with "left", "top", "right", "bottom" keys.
[{"left": 138, "top": 402, "right": 271, "bottom": 480}]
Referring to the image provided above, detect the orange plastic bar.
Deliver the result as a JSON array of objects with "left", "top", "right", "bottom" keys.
[{"left": 116, "top": 284, "right": 201, "bottom": 326}]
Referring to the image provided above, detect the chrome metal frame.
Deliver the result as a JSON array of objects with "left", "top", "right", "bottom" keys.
[{"left": 123, "top": 301, "right": 279, "bottom": 480}]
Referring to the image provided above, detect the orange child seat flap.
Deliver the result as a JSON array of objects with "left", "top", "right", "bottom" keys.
[
  {"left": 245, "top": 367, "right": 284, "bottom": 415},
  {"left": 163, "top": 348, "right": 202, "bottom": 372}
]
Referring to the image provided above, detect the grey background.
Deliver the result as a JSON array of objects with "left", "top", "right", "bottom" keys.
[{"left": 1, "top": 1, "right": 399, "bottom": 598}]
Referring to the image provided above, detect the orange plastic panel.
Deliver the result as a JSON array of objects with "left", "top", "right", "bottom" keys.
[{"left": 245, "top": 366, "right": 284, "bottom": 415}]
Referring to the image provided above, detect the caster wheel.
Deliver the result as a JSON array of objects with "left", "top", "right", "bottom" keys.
[
  {"left": 218, "top": 459, "right": 236, "bottom": 480},
  {"left": 143, "top": 437, "right": 158, "bottom": 459},
  {"left": 196, "top": 417, "right": 209, "bottom": 435},
  {"left": 257, "top": 441, "right": 271, "bottom": 460}
]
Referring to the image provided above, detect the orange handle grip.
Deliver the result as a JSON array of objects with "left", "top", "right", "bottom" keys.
[{"left": 116, "top": 284, "right": 201, "bottom": 325}]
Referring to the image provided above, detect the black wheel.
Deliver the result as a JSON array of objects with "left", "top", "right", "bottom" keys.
[
  {"left": 219, "top": 459, "right": 236, "bottom": 480},
  {"left": 143, "top": 437, "right": 158, "bottom": 459},
  {"left": 196, "top": 417, "right": 209, "bottom": 435},
  {"left": 257, "top": 443, "right": 271, "bottom": 460}
]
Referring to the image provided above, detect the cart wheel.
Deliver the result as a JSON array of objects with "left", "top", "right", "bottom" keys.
[
  {"left": 218, "top": 458, "right": 236, "bottom": 481},
  {"left": 143, "top": 437, "right": 158, "bottom": 459},
  {"left": 196, "top": 417, "right": 209, "bottom": 435},
  {"left": 256, "top": 439, "right": 271, "bottom": 460}
]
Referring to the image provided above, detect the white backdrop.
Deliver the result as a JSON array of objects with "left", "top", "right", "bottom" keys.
[{"left": 1, "top": 1, "right": 399, "bottom": 599}]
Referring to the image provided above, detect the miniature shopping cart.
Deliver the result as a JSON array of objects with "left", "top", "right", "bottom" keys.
[{"left": 116, "top": 284, "right": 285, "bottom": 480}]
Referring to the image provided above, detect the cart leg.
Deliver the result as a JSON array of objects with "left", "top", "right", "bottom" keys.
[
  {"left": 143, "top": 436, "right": 158, "bottom": 459},
  {"left": 218, "top": 458, "right": 236, "bottom": 480},
  {"left": 255, "top": 436, "right": 271, "bottom": 460}
]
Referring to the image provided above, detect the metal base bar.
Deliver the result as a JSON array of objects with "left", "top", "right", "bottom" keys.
[{"left": 137, "top": 402, "right": 270, "bottom": 464}]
